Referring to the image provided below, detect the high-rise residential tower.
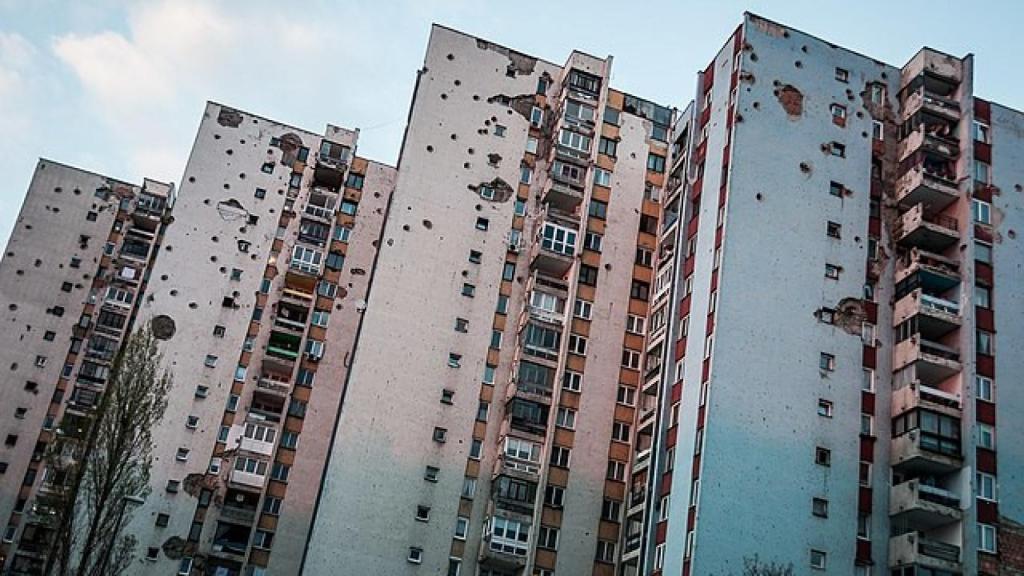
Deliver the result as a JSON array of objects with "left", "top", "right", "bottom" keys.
[
  {"left": 0, "top": 161, "right": 173, "bottom": 573},
  {"left": 625, "top": 13, "right": 1024, "bottom": 576},
  {"left": 304, "top": 24, "right": 673, "bottom": 576},
  {"left": 119, "top": 103, "right": 395, "bottom": 576}
]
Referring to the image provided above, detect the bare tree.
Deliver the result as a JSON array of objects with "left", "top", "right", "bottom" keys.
[
  {"left": 740, "top": 555, "right": 795, "bottom": 576},
  {"left": 42, "top": 323, "right": 171, "bottom": 575}
]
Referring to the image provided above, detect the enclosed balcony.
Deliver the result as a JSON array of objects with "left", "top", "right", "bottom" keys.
[
  {"left": 530, "top": 219, "right": 578, "bottom": 277},
  {"left": 508, "top": 360, "right": 554, "bottom": 405},
  {"left": 274, "top": 300, "right": 310, "bottom": 334},
  {"left": 266, "top": 330, "right": 301, "bottom": 362},
  {"left": 491, "top": 475, "right": 538, "bottom": 515},
  {"left": 889, "top": 532, "right": 961, "bottom": 573},
  {"left": 895, "top": 160, "right": 959, "bottom": 213},
  {"left": 526, "top": 289, "right": 566, "bottom": 327},
  {"left": 891, "top": 419, "right": 962, "bottom": 475},
  {"left": 890, "top": 480, "right": 962, "bottom": 530},
  {"left": 520, "top": 322, "right": 562, "bottom": 364},
  {"left": 506, "top": 397, "right": 548, "bottom": 438},
  {"left": 479, "top": 515, "right": 530, "bottom": 571},
  {"left": 895, "top": 204, "right": 959, "bottom": 251},
  {"left": 303, "top": 188, "right": 337, "bottom": 223},
  {"left": 894, "top": 291, "right": 961, "bottom": 340}
]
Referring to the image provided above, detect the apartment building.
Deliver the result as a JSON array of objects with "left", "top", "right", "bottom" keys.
[
  {"left": 626, "top": 12, "right": 1024, "bottom": 576},
  {"left": 0, "top": 161, "right": 173, "bottom": 573},
  {"left": 304, "top": 24, "right": 673, "bottom": 576},
  {"left": 116, "top": 103, "right": 395, "bottom": 576}
]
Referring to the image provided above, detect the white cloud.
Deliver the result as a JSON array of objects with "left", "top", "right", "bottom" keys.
[{"left": 0, "top": 32, "right": 36, "bottom": 102}]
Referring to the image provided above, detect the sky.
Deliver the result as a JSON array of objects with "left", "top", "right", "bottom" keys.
[{"left": 2, "top": 0, "right": 1022, "bottom": 249}]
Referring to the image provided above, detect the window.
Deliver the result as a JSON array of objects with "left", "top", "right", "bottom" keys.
[
  {"left": 253, "top": 530, "right": 274, "bottom": 550},
  {"left": 166, "top": 480, "right": 181, "bottom": 493},
  {"left": 812, "top": 498, "right": 828, "bottom": 518},
  {"left": 496, "top": 295, "right": 509, "bottom": 315},
  {"left": 647, "top": 153, "right": 666, "bottom": 173},
  {"left": 815, "top": 447, "right": 831, "bottom": 467},
  {"left": 810, "top": 549, "right": 827, "bottom": 570},
  {"left": 558, "top": 129, "right": 591, "bottom": 152},
  {"left": 857, "top": 514, "right": 870, "bottom": 539},
  {"left": 859, "top": 461, "right": 872, "bottom": 486},
  {"left": 830, "top": 142, "right": 846, "bottom": 157},
  {"left": 280, "top": 431, "right": 298, "bottom": 449},
  {"left": 584, "top": 232, "right": 603, "bottom": 252},
  {"left": 975, "top": 241, "right": 992, "bottom": 264},
  {"left": 979, "top": 523, "right": 997, "bottom": 553},
  {"left": 185, "top": 415, "right": 199, "bottom": 430},
  {"left": 977, "top": 330, "right": 995, "bottom": 356},
  {"left": 872, "top": 120, "right": 884, "bottom": 141},
  {"left": 333, "top": 225, "right": 352, "bottom": 242},
  {"left": 975, "top": 160, "right": 992, "bottom": 184},
  {"left": 195, "top": 385, "right": 209, "bottom": 399},
  {"left": 861, "top": 414, "right": 874, "bottom": 436},
  {"left": 973, "top": 199, "right": 992, "bottom": 225},
  {"left": 573, "top": 299, "right": 593, "bottom": 320},
  {"left": 177, "top": 558, "right": 193, "bottom": 576},
  {"left": 973, "top": 120, "right": 992, "bottom": 144},
  {"left": 825, "top": 263, "right": 841, "bottom": 279},
  {"left": 271, "top": 462, "right": 290, "bottom": 482},
  {"left": 629, "top": 280, "right": 651, "bottom": 302},
  {"left": 977, "top": 471, "right": 997, "bottom": 501},
  {"left": 626, "top": 314, "right": 645, "bottom": 335},
  {"left": 470, "top": 439, "right": 483, "bottom": 459},
  {"left": 477, "top": 401, "right": 490, "bottom": 422},
  {"left": 607, "top": 460, "right": 626, "bottom": 481},
  {"left": 616, "top": 385, "right": 636, "bottom": 406},
  {"left": 461, "top": 283, "right": 475, "bottom": 297},
  {"left": 176, "top": 448, "right": 190, "bottom": 462},
  {"left": 978, "top": 423, "right": 995, "bottom": 450},
  {"left": 830, "top": 104, "right": 847, "bottom": 122},
  {"left": 462, "top": 476, "right": 477, "bottom": 498},
  {"left": 452, "top": 516, "right": 470, "bottom": 540},
  {"left": 862, "top": 368, "right": 875, "bottom": 392},
  {"left": 475, "top": 217, "right": 489, "bottom": 231},
  {"left": 578, "top": 265, "right": 598, "bottom": 286},
  {"left": 556, "top": 407, "right": 576, "bottom": 429},
  {"left": 636, "top": 248, "right": 653, "bottom": 267},
  {"left": 502, "top": 262, "right": 516, "bottom": 282},
  {"left": 490, "top": 516, "right": 529, "bottom": 556},
  {"left": 976, "top": 285, "right": 991, "bottom": 309},
  {"left": 545, "top": 484, "right": 565, "bottom": 508},
  {"left": 594, "top": 168, "right": 611, "bottom": 187},
  {"left": 819, "top": 308, "right": 835, "bottom": 324},
  {"left": 550, "top": 446, "right": 571, "bottom": 467},
  {"left": 568, "top": 334, "right": 587, "bottom": 355},
  {"left": 146, "top": 547, "right": 159, "bottom": 561},
  {"left": 611, "top": 422, "right": 631, "bottom": 443},
  {"left": 526, "top": 136, "right": 539, "bottom": 154},
  {"left": 598, "top": 137, "right": 617, "bottom": 157},
  {"left": 622, "top": 349, "right": 641, "bottom": 370},
  {"left": 829, "top": 181, "right": 844, "bottom": 197},
  {"left": 408, "top": 547, "right": 423, "bottom": 564},
  {"left": 589, "top": 199, "right": 608, "bottom": 219},
  {"left": 415, "top": 505, "right": 430, "bottom": 522},
  {"left": 835, "top": 67, "right": 849, "bottom": 82},
  {"left": 817, "top": 400, "right": 833, "bottom": 418},
  {"left": 977, "top": 375, "right": 994, "bottom": 402},
  {"left": 819, "top": 353, "right": 835, "bottom": 371},
  {"left": 433, "top": 427, "right": 448, "bottom": 443},
  {"left": 494, "top": 124, "right": 507, "bottom": 137},
  {"left": 596, "top": 540, "right": 617, "bottom": 563},
  {"left": 826, "top": 221, "right": 841, "bottom": 238},
  {"left": 563, "top": 371, "right": 582, "bottom": 392}
]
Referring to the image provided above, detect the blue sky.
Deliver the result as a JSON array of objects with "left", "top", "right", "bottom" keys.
[{"left": 2, "top": 0, "right": 1021, "bottom": 248}]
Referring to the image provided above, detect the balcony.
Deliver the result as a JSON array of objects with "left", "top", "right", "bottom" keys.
[
  {"left": 894, "top": 335, "right": 961, "bottom": 383},
  {"left": 526, "top": 303, "right": 565, "bottom": 327},
  {"left": 542, "top": 179, "right": 584, "bottom": 212},
  {"left": 890, "top": 480, "right": 962, "bottom": 530},
  {"left": 894, "top": 290, "right": 961, "bottom": 339},
  {"left": 896, "top": 165, "right": 960, "bottom": 213},
  {"left": 898, "top": 125, "right": 960, "bottom": 164},
  {"left": 889, "top": 532, "right": 961, "bottom": 573},
  {"left": 530, "top": 219, "right": 578, "bottom": 278},
  {"left": 266, "top": 330, "right": 301, "bottom": 362},
  {"left": 507, "top": 380, "right": 553, "bottom": 406},
  {"left": 255, "top": 375, "right": 291, "bottom": 399},
  {"left": 892, "top": 382, "right": 961, "bottom": 419},
  {"left": 895, "top": 249, "right": 960, "bottom": 287},
  {"left": 313, "top": 142, "right": 351, "bottom": 191},
  {"left": 903, "top": 86, "right": 961, "bottom": 123},
  {"left": 891, "top": 429, "right": 962, "bottom": 475},
  {"left": 494, "top": 453, "right": 541, "bottom": 483},
  {"left": 491, "top": 475, "right": 538, "bottom": 516},
  {"left": 895, "top": 204, "right": 959, "bottom": 251},
  {"left": 228, "top": 468, "right": 266, "bottom": 490}
]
